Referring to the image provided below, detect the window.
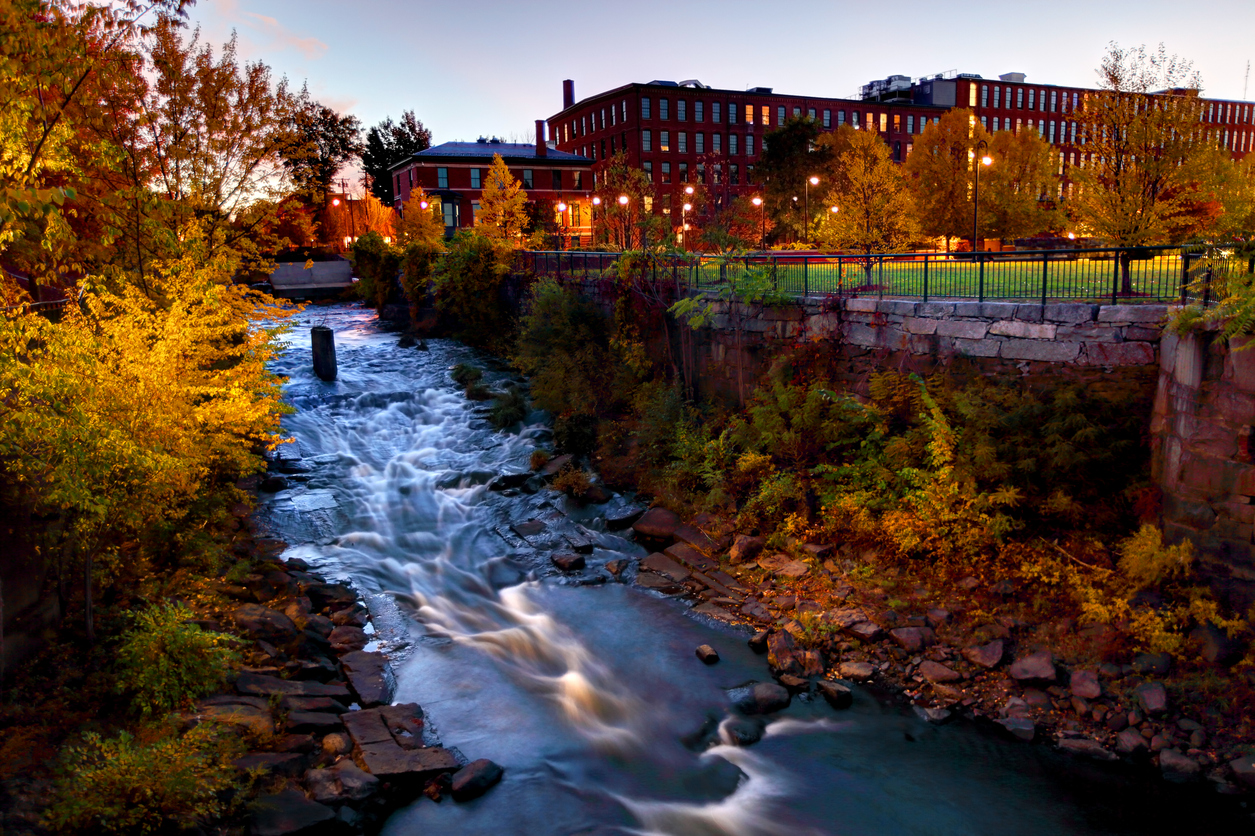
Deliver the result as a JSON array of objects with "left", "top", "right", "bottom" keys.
[
  {"left": 981, "top": 85, "right": 988, "bottom": 107},
  {"left": 696, "top": 163, "right": 705, "bottom": 183},
  {"left": 661, "top": 161, "right": 671, "bottom": 183},
  {"left": 993, "top": 117, "right": 1000, "bottom": 131},
  {"left": 1038, "top": 90, "right": 1046, "bottom": 111},
  {"left": 1070, "top": 121, "right": 1077, "bottom": 143},
  {"left": 762, "top": 105, "right": 769, "bottom": 125},
  {"left": 969, "top": 84, "right": 977, "bottom": 106},
  {"left": 879, "top": 113, "right": 887, "bottom": 132},
  {"left": 893, "top": 114, "right": 901, "bottom": 132},
  {"left": 552, "top": 170, "right": 562, "bottom": 190},
  {"left": 572, "top": 171, "right": 582, "bottom": 189},
  {"left": 678, "top": 132, "right": 687, "bottom": 153},
  {"left": 893, "top": 141, "right": 901, "bottom": 161},
  {"left": 522, "top": 169, "right": 534, "bottom": 189},
  {"left": 712, "top": 133, "right": 722, "bottom": 153},
  {"left": 1016, "top": 117, "right": 1022, "bottom": 132},
  {"left": 994, "top": 87, "right": 1001, "bottom": 109},
  {"left": 907, "top": 114, "right": 914, "bottom": 134},
  {"left": 1028, "top": 89, "right": 1035, "bottom": 110},
  {"left": 823, "top": 109, "right": 831, "bottom": 128},
  {"left": 1017, "top": 88, "right": 1024, "bottom": 109},
  {"left": 838, "top": 110, "right": 846, "bottom": 126},
  {"left": 641, "top": 98, "right": 651, "bottom": 119},
  {"left": 437, "top": 167, "right": 448, "bottom": 188},
  {"left": 471, "top": 200, "right": 480, "bottom": 222},
  {"left": 600, "top": 108, "right": 606, "bottom": 129},
  {"left": 599, "top": 138, "right": 606, "bottom": 158},
  {"left": 660, "top": 131, "right": 670, "bottom": 152},
  {"left": 712, "top": 102, "right": 721, "bottom": 123},
  {"left": 470, "top": 168, "right": 481, "bottom": 188},
  {"left": 679, "top": 161, "right": 688, "bottom": 182},
  {"left": 1049, "top": 121, "right": 1056, "bottom": 143},
  {"left": 730, "top": 164, "right": 740, "bottom": 185},
  {"left": 729, "top": 134, "right": 738, "bottom": 155},
  {"left": 622, "top": 101, "right": 627, "bottom": 121},
  {"left": 408, "top": 169, "right": 414, "bottom": 186},
  {"left": 852, "top": 110, "right": 859, "bottom": 128},
  {"left": 678, "top": 100, "right": 687, "bottom": 121},
  {"left": 867, "top": 112, "right": 875, "bottom": 131},
  {"left": 643, "top": 161, "right": 652, "bottom": 180},
  {"left": 980, "top": 116, "right": 987, "bottom": 130},
  {"left": 660, "top": 98, "right": 669, "bottom": 120},
  {"left": 746, "top": 134, "right": 754, "bottom": 156},
  {"left": 808, "top": 107, "right": 816, "bottom": 121},
  {"left": 641, "top": 130, "right": 651, "bottom": 152},
  {"left": 1072, "top": 93, "right": 1078, "bottom": 111},
  {"left": 442, "top": 201, "right": 457, "bottom": 229},
  {"left": 778, "top": 105, "right": 785, "bottom": 125},
  {"left": 793, "top": 106, "right": 801, "bottom": 117},
  {"left": 695, "top": 101, "right": 704, "bottom": 122},
  {"left": 746, "top": 164, "right": 754, "bottom": 183},
  {"left": 610, "top": 136, "right": 615, "bottom": 155},
  {"left": 572, "top": 204, "right": 581, "bottom": 226},
  {"left": 394, "top": 174, "right": 401, "bottom": 196},
  {"left": 611, "top": 105, "right": 616, "bottom": 126},
  {"left": 696, "top": 133, "right": 705, "bottom": 154},
  {"left": 713, "top": 163, "right": 722, "bottom": 184},
  {"left": 1050, "top": 90, "right": 1057, "bottom": 112},
  {"left": 728, "top": 102, "right": 738, "bottom": 123},
  {"left": 581, "top": 116, "right": 586, "bottom": 135},
  {"left": 746, "top": 104, "right": 754, "bottom": 124}
]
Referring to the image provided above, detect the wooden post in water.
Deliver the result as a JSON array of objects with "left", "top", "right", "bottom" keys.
[{"left": 312, "top": 325, "right": 337, "bottom": 381}]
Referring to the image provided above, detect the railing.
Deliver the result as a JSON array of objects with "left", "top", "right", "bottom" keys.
[{"left": 517, "top": 245, "right": 1250, "bottom": 305}]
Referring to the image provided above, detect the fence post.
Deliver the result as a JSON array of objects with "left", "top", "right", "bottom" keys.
[
  {"left": 1180, "top": 248, "right": 1190, "bottom": 304},
  {"left": 878, "top": 255, "right": 884, "bottom": 301},
  {"left": 803, "top": 256, "right": 808, "bottom": 298},
  {"left": 923, "top": 255, "right": 929, "bottom": 303},
  {"left": 1041, "top": 251, "right": 1048, "bottom": 308},
  {"left": 1111, "top": 250, "right": 1120, "bottom": 306},
  {"left": 977, "top": 252, "right": 985, "bottom": 303},
  {"left": 802, "top": 256, "right": 807, "bottom": 298},
  {"left": 1203, "top": 266, "right": 1213, "bottom": 307}
]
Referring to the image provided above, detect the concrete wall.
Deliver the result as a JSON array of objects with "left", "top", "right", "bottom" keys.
[
  {"left": 270, "top": 259, "right": 353, "bottom": 298},
  {"left": 1152, "top": 328, "right": 1255, "bottom": 610}
]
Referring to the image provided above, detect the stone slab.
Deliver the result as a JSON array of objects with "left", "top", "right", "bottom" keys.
[
  {"left": 1096, "top": 304, "right": 1168, "bottom": 323},
  {"left": 340, "top": 650, "right": 395, "bottom": 707},
  {"left": 988, "top": 320, "right": 1057, "bottom": 340},
  {"left": 999, "top": 339, "right": 1081, "bottom": 362},
  {"left": 235, "top": 672, "right": 350, "bottom": 701},
  {"left": 935, "top": 320, "right": 990, "bottom": 339},
  {"left": 357, "top": 742, "right": 459, "bottom": 779}
]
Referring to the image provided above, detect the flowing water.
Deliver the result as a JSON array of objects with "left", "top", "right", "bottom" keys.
[{"left": 258, "top": 305, "right": 1247, "bottom": 836}]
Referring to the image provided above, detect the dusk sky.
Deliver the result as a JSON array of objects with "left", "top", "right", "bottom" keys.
[{"left": 190, "top": 0, "right": 1255, "bottom": 148}]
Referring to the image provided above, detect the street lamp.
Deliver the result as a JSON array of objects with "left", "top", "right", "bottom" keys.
[
  {"left": 618, "top": 194, "right": 629, "bottom": 249},
  {"left": 592, "top": 195, "right": 601, "bottom": 248},
  {"left": 804, "top": 175, "right": 819, "bottom": 245},
  {"left": 682, "top": 202, "right": 692, "bottom": 249},
  {"left": 556, "top": 201, "right": 568, "bottom": 250},
  {"left": 752, "top": 196, "right": 765, "bottom": 250},
  {"left": 972, "top": 140, "right": 992, "bottom": 252}
]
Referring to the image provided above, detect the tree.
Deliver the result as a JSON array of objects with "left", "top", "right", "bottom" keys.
[
  {"left": 756, "top": 116, "right": 834, "bottom": 243},
  {"left": 904, "top": 108, "right": 990, "bottom": 251},
  {"left": 699, "top": 195, "right": 774, "bottom": 253},
  {"left": 361, "top": 111, "right": 431, "bottom": 204},
  {"left": 815, "top": 126, "right": 921, "bottom": 280},
  {"left": 477, "top": 154, "right": 527, "bottom": 243},
  {"left": 1069, "top": 43, "right": 1216, "bottom": 291},
  {"left": 982, "top": 128, "right": 1062, "bottom": 242},
  {"left": 323, "top": 192, "right": 394, "bottom": 248},
  {"left": 593, "top": 152, "right": 655, "bottom": 250},
  {"left": 282, "top": 88, "right": 362, "bottom": 203},
  {"left": 395, "top": 189, "right": 444, "bottom": 247}
]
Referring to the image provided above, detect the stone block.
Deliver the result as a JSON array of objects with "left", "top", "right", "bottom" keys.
[
  {"left": 1000, "top": 339, "right": 1081, "bottom": 362},
  {"left": 879, "top": 300, "right": 918, "bottom": 316},
  {"left": 917, "top": 302, "right": 955, "bottom": 317},
  {"left": 979, "top": 302, "right": 1020, "bottom": 319},
  {"left": 951, "top": 301, "right": 984, "bottom": 318},
  {"left": 1082, "top": 341, "right": 1156, "bottom": 366},
  {"left": 1043, "top": 303, "right": 1097, "bottom": 324},
  {"left": 903, "top": 317, "right": 938, "bottom": 335},
  {"left": 1057, "top": 324, "right": 1119, "bottom": 340},
  {"left": 1013, "top": 305, "right": 1044, "bottom": 322},
  {"left": 936, "top": 320, "right": 989, "bottom": 339},
  {"left": 845, "top": 298, "right": 878, "bottom": 312},
  {"left": 954, "top": 338, "right": 1001, "bottom": 357},
  {"left": 845, "top": 323, "right": 880, "bottom": 347},
  {"left": 1159, "top": 329, "right": 1179, "bottom": 375},
  {"left": 907, "top": 334, "right": 936, "bottom": 356},
  {"left": 1124, "top": 326, "right": 1163, "bottom": 342},
  {"left": 1096, "top": 304, "right": 1169, "bottom": 323},
  {"left": 1229, "top": 337, "right": 1255, "bottom": 393},
  {"left": 989, "top": 320, "right": 1057, "bottom": 340}
]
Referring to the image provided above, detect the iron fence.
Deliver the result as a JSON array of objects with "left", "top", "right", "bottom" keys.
[{"left": 517, "top": 245, "right": 1250, "bottom": 305}]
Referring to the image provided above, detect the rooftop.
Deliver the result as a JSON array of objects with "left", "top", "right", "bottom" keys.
[{"left": 395, "top": 140, "right": 591, "bottom": 169}]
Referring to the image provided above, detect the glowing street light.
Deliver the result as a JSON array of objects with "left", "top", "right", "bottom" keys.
[
  {"left": 752, "top": 196, "right": 765, "bottom": 250},
  {"left": 618, "top": 194, "right": 629, "bottom": 206},
  {"left": 331, "top": 198, "right": 341, "bottom": 206},
  {"left": 804, "top": 176, "right": 820, "bottom": 245},
  {"left": 973, "top": 139, "right": 993, "bottom": 251}
]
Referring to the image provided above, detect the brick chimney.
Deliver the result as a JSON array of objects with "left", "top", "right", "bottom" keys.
[
  {"left": 535, "top": 120, "right": 547, "bottom": 157},
  {"left": 563, "top": 79, "right": 575, "bottom": 110}
]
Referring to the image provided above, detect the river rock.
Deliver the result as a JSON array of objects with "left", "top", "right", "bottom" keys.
[
  {"left": 919, "top": 661, "right": 961, "bottom": 684},
  {"left": 733, "top": 682, "right": 792, "bottom": 715},
  {"left": 777, "top": 674, "right": 809, "bottom": 693},
  {"left": 260, "top": 475, "right": 289, "bottom": 493},
  {"left": 540, "top": 454, "right": 574, "bottom": 479},
  {"left": 308, "top": 760, "right": 380, "bottom": 804},
  {"left": 604, "top": 506, "right": 645, "bottom": 531},
  {"left": 642, "top": 553, "right": 690, "bottom": 582},
  {"left": 328, "top": 625, "right": 368, "bottom": 653},
  {"left": 233, "top": 605, "right": 299, "bottom": 645},
  {"left": 1229, "top": 756, "right": 1255, "bottom": 789},
  {"left": 1009, "top": 651, "right": 1056, "bottom": 682},
  {"left": 848, "top": 622, "right": 883, "bottom": 642},
  {"left": 890, "top": 627, "right": 934, "bottom": 653},
  {"left": 997, "top": 718, "right": 1036, "bottom": 741},
  {"left": 1190, "top": 622, "right": 1245, "bottom": 666},
  {"left": 232, "top": 752, "right": 306, "bottom": 778},
  {"left": 756, "top": 553, "right": 809, "bottom": 578},
  {"left": 796, "top": 649, "right": 824, "bottom": 678},
  {"left": 913, "top": 706, "right": 953, "bottom": 725},
  {"left": 1159, "top": 748, "right": 1201, "bottom": 778},
  {"left": 634, "top": 572, "right": 684, "bottom": 594},
  {"left": 816, "top": 680, "right": 853, "bottom": 709},
  {"left": 766, "top": 631, "right": 800, "bottom": 675},
  {"left": 674, "top": 524, "right": 717, "bottom": 553},
  {"left": 1132, "top": 652, "right": 1173, "bottom": 676},
  {"left": 632, "top": 507, "right": 681, "bottom": 539},
  {"left": 748, "top": 630, "right": 769, "bottom": 653},
  {"left": 1115, "top": 728, "right": 1148, "bottom": 755},
  {"left": 305, "top": 582, "right": 357, "bottom": 613},
  {"left": 304, "top": 613, "right": 335, "bottom": 639},
  {"left": 839, "top": 661, "right": 876, "bottom": 681},
  {"left": 488, "top": 471, "right": 532, "bottom": 491},
  {"left": 1069, "top": 669, "right": 1102, "bottom": 700},
  {"left": 723, "top": 717, "right": 766, "bottom": 746},
  {"left": 1135, "top": 682, "right": 1168, "bottom": 715},
  {"left": 285, "top": 711, "right": 343, "bottom": 734},
  {"left": 604, "top": 558, "right": 629, "bottom": 578},
  {"left": 451, "top": 758, "right": 505, "bottom": 801},
  {"left": 962, "top": 639, "right": 1004, "bottom": 669},
  {"left": 729, "top": 535, "right": 766, "bottom": 565},
  {"left": 235, "top": 672, "right": 351, "bottom": 701},
  {"left": 1057, "top": 737, "right": 1117, "bottom": 761},
  {"left": 248, "top": 789, "right": 336, "bottom": 836},
  {"left": 696, "top": 645, "right": 720, "bottom": 664},
  {"left": 552, "top": 552, "right": 586, "bottom": 571}
]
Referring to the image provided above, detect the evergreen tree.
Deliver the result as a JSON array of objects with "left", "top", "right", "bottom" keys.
[
  {"left": 477, "top": 154, "right": 527, "bottom": 242},
  {"left": 362, "top": 111, "right": 432, "bottom": 204}
]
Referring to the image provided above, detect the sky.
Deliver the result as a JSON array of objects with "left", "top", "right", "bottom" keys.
[{"left": 188, "top": 0, "right": 1255, "bottom": 146}]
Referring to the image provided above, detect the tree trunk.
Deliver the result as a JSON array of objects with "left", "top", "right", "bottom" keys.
[{"left": 1120, "top": 250, "right": 1133, "bottom": 296}]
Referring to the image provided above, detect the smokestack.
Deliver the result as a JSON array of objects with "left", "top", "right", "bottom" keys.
[
  {"left": 535, "top": 120, "right": 547, "bottom": 157},
  {"left": 563, "top": 79, "right": 575, "bottom": 110}
]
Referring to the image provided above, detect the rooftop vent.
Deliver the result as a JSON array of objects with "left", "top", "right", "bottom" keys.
[
  {"left": 677, "top": 79, "right": 708, "bottom": 88},
  {"left": 477, "top": 136, "right": 488, "bottom": 143},
  {"left": 649, "top": 79, "right": 679, "bottom": 87},
  {"left": 999, "top": 72, "right": 1026, "bottom": 82},
  {"left": 749, "top": 86, "right": 773, "bottom": 94}
]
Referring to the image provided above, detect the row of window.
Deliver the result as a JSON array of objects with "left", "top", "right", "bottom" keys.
[
  {"left": 975, "top": 84, "right": 1080, "bottom": 114},
  {"left": 640, "top": 160, "right": 754, "bottom": 186},
  {"left": 1207, "top": 102, "right": 1254, "bottom": 126},
  {"left": 430, "top": 166, "right": 583, "bottom": 191}
]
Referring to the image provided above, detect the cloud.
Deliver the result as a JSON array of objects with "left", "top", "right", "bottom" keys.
[{"left": 241, "top": 11, "right": 327, "bottom": 61}]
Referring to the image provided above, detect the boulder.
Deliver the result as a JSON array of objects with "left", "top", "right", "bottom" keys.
[
  {"left": 327, "top": 625, "right": 368, "bottom": 654},
  {"left": 890, "top": 627, "right": 935, "bottom": 653},
  {"left": 1131, "top": 652, "right": 1173, "bottom": 676},
  {"left": 913, "top": 706, "right": 953, "bottom": 724},
  {"left": 248, "top": 789, "right": 335, "bottom": 836},
  {"left": 665, "top": 542, "right": 718, "bottom": 573},
  {"left": 729, "top": 535, "right": 766, "bottom": 565},
  {"left": 285, "top": 711, "right": 343, "bottom": 734},
  {"left": 305, "top": 761, "right": 380, "bottom": 805},
  {"left": 450, "top": 758, "right": 504, "bottom": 802},
  {"left": 816, "top": 680, "right": 853, "bottom": 709},
  {"left": 732, "top": 682, "right": 791, "bottom": 715},
  {"left": 305, "top": 582, "right": 357, "bottom": 612},
  {"left": 997, "top": 718, "right": 1036, "bottom": 741},
  {"left": 766, "top": 631, "right": 800, "bottom": 675},
  {"left": 632, "top": 507, "right": 681, "bottom": 540},
  {"left": 1068, "top": 669, "right": 1102, "bottom": 700},
  {"left": 1228, "top": 756, "right": 1255, "bottom": 790},
  {"left": 641, "top": 553, "right": 689, "bottom": 582},
  {"left": 777, "top": 674, "right": 809, "bottom": 693},
  {"left": 722, "top": 717, "right": 765, "bottom": 746},
  {"left": 838, "top": 661, "right": 876, "bottom": 681},
  {"left": 826, "top": 608, "right": 869, "bottom": 630},
  {"left": 962, "top": 639, "right": 1004, "bottom": 669},
  {"left": 1009, "top": 651, "right": 1056, "bottom": 682},
  {"left": 848, "top": 622, "right": 883, "bottom": 642},
  {"left": 695, "top": 645, "right": 720, "bottom": 664},
  {"left": 357, "top": 743, "right": 458, "bottom": 781},
  {"left": 340, "top": 650, "right": 394, "bottom": 707},
  {"left": 233, "top": 605, "right": 299, "bottom": 645},
  {"left": 1057, "top": 737, "right": 1117, "bottom": 761},
  {"left": 551, "top": 553, "right": 586, "bottom": 572},
  {"left": 1159, "top": 749, "right": 1201, "bottom": 778},
  {"left": 604, "top": 506, "right": 645, "bottom": 531},
  {"left": 304, "top": 614, "right": 335, "bottom": 639},
  {"left": 673, "top": 524, "right": 717, "bottom": 553},
  {"left": 634, "top": 572, "right": 684, "bottom": 594},
  {"left": 1135, "top": 681, "right": 1168, "bottom": 716},
  {"left": 1115, "top": 729, "right": 1148, "bottom": 755},
  {"left": 918, "top": 661, "right": 961, "bottom": 684},
  {"left": 540, "top": 453, "right": 574, "bottom": 479},
  {"left": 487, "top": 471, "right": 531, "bottom": 491},
  {"left": 748, "top": 630, "right": 770, "bottom": 653},
  {"left": 1190, "top": 622, "right": 1245, "bottom": 667},
  {"left": 235, "top": 672, "right": 350, "bottom": 702}
]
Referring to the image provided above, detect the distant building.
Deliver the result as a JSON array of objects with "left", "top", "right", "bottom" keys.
[{"left": 389, "top": 121, "right": 594, "bottom": 244}]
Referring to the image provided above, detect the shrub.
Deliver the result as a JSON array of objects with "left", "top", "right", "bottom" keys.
[
  {"left": 1118, "top": 524, "right": 1194, "bottom": 588},
  {"left": 513, "top": 278, "right": 614, "bottom": 418},
  {"left": 399, "top": 239, "right": 443, "bottom": 319},
  {"left": 351, "top": 231, "right": 402, "bottom": 311},
  {"left": 431, "top": 230, "right": 514, "bottom": 349},
  {"left": 529, "top": 449, "right": 551, "bottom": 471},
  {"left": 488, "top": 386, "right": 528, "bottom": 430},
  {"left": 554, "top": 414, "right": 599, "bottom": 457},
  {"left": 550, "top": 465, "right": 592, "bottom": 499},
  {"left": 47, "top": 725, "right": 243, "bottom": 835},
  {"left": 451, "top": 363, "right": 483, "bottom": 386},
  {"left": 115, "top": 603, "right": 239, "bottom": 717}
]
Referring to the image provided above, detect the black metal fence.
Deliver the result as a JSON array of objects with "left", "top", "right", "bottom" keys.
[{"left": 517, "top": 245, "right": 1249, "bottom": 305}]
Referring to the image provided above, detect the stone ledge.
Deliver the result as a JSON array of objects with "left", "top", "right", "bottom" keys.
[
  {"left": 1096, "top": 304, "right": 1169, "bottom": 323},
  {"left": 989, "top": 320, "right": 1057, "bottom": 340},
  {"left": 1000, "top": 339, "right": 1082, "bottom": 362}
]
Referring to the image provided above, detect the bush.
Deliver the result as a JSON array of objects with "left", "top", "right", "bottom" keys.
[
  {"left": 529, "top": 449, "right": 550, "bottom": 471},
  {"left": 431, "top": 230, "right": 514, "bottom": 349},
  {"left": 47, "top": 725, "right": 243, "bottom": 835},
  {"left": 513, "top": 278, "right": 614, "bottom": 419},
  {"left": 488, "top": 386, "right": 528, "bottom": 430},
  {"left": 451, "top": 363, "right": 483, "bottom": 386},
  {"left": 554, "top": 413, "right": 599, "bottom": 457},
  {"left": 1119, "top": 525, "right": 1194, "bottom": 588},
  {"left": 550, "top": 465, "right": 592, "bottom": 499},
  {"left": 399, "top": 240, "right": 443, "bottom": 319},
  {"left": 351, "top": 231, "right": 402, "bottom": 311},
  {"left": 115, "top": 603, "right": 239, "bottom": 717}
]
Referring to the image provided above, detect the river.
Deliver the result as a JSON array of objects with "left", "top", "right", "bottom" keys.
[{"left": 256, "top": 304, "right": 1245, "bottom": 836}]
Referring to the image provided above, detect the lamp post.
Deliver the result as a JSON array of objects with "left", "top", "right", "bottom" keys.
[
  {"left": 556, "top": 201, "right": 567, "bottom": 250},
  {"left": 804, "top": 175, "right": 819, "bottom": 245},
  {"left": 972, "top": 139, "right": 992, "bottom": 252},
  {"left": 752, "top": 196, "right": 764, "bottom": 250},
  {"left": 682, "top": 185, "right": 694, "bottom": 250},
  {"left": 591, "top": 195, "right": 601, "bottom": 248},
  {"left": 618, "top": 194, "right": 629, "bottom": 250}
]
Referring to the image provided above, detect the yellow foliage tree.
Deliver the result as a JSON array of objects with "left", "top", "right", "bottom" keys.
[
  {"left": 903, "top": 109, "right": 991, "bottom": 251},
  {"left": 323, "top": 192, "right": 395, "bottom": 248},
  {"left": 396, "top": 188, "right": 445, "bottom": 247},
  {"left": 477, "top": 153, "right": 528, "bottom": 242}
]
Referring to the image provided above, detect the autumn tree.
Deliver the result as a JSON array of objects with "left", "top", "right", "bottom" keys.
[
  {"left": 362, "top": 111, "right": 432, "bottom": 204},
  {"left": 322, "top": 192, "right": 395, "bottom": 247},
  {"left": 1069, "top": 43, "right": 1217, "bottom": 290},
  {"left": 396, "top": 188, "right": 444, "bottom": 247},
  {"left": 815, "top": 126, "right": 921, "bottom": 279},
  {"left": 593, "top": 152, "right": 656, "bottom": 250},
  {"left": 475, "top": 154, "right": 528, "bottom": 243},
  {"left": 904, "top": 108, "right": 991, "bottom": 250},
  {"left": 982, "top": 127, "right": 1062, "bottom": 241},
  {"left": 699, "top": 195, "right": 774, "bottom": 253},
  {"left": 756, "top": 116, "right": 834, "bottom": 242},
  {"left": 282, "top": 87, "right": 363, "bottom": 203}
]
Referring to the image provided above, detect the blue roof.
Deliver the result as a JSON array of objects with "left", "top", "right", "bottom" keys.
[{"left": 403, "top": 141, "right": 591, "bottom": 166}]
